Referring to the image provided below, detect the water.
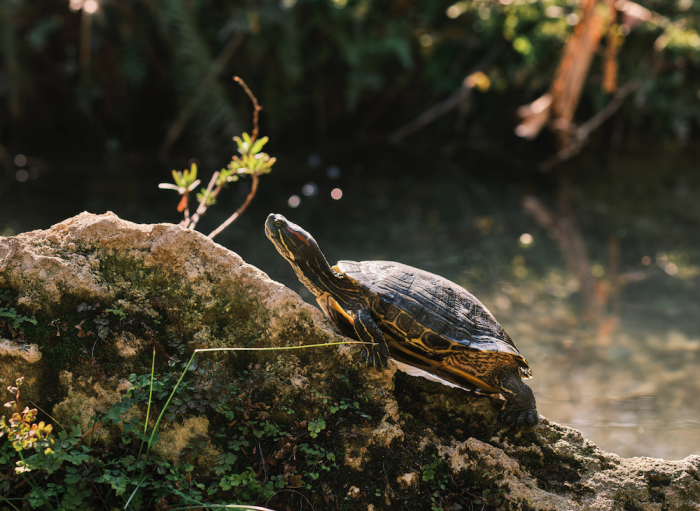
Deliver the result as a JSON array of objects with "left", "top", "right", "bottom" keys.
[{"left": 2, "top": 148, "right": 699, "bottom": 460}]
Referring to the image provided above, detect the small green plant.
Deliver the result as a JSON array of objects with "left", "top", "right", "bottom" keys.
[
  {"left": 0, "top": 306, "right": 38, "bottom": 329},
  {"left": 307, "top": 417, "right": 326, "bottom": 439},
  {"left": 159, "top": 77, "right": 275, "bottom": 239},
  {"left": 473, "top": 487, "right": 507, "bottom": 507},
  {"left": 105, "top": 307, "right": 127, "bottom": 322},
  {"left": 76, "top": 301, "right": 98, "bottom": 312},
  {"left": 0, "top": 291, "right": 37, "bottom": 329},
  {"left": 330, "top": 397, "right": 371, "bottom": 419},
  {"left": 0, "top": 378, "right": 55, "bottom": 458}
]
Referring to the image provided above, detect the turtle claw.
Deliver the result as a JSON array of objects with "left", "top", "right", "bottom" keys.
[
  {"left": 360, "top": 344, "right": 388, "bottom": 369},
  {"left": 501, "top": 408, "right": 539, "bottom": 428}
]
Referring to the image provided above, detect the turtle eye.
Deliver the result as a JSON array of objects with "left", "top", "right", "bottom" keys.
[{"left": 274, "top": 219, "right": 285, "bottom": 227}]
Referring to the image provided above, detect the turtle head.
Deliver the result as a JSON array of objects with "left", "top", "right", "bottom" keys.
[
  {"left": 265, "top": 214, "right": 340, "bottom": 297},
  {"left": 265, "top": 214, "right": 322, "bottom": 264}
]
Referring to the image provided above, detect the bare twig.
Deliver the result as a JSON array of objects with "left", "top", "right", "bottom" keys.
[
  {"left": 233, "top": 76, "right": 261, "bottom": 142},
  {"left": 388, "top": 44, "right": 502, "bottom": 143},
  {"left": 187, "top": 171, "right": 220, "bottom": 230},
  {"left": 539, "top": 80, "right": 638, "bottom": 171},
  {"left": 208, "top": 172, "right": 259, "bottom": 239},
  {"left": 205, "top": 77, "right": 265, "bottom": 239}
]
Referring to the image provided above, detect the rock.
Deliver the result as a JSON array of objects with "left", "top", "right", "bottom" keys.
[
  {"left": 0, "top": 339, "right": 42, "bottom": 363},
  {"left": 0, "top": 212, "right": 698, "bottom": 510}
]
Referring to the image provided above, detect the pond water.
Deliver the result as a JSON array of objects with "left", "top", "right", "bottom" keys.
[{"left": 2, "top": 147, "right": 698, "bottom": 460}]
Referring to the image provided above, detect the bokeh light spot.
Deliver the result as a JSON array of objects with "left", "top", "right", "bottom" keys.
[
  {"left": 495, "top": 295, "right": 512, "bottom": 311},
  {"left": 327, "top": 165, "right": 341, "bottom": 180},
  {"left": 288, "top": 195, "right": 301, "bottom": 208},
  {"left": 83, "top": 0, "right": 99, "bottom": 13},
  {"left": 15, "top": 169, "right": 29, "bottom": 182},
  {"left": 330, "top": 188, "right": 343, "bottom": 200},
  {"left": 519, "top": 233, "right": 533, "bottom": 245},
  {"left": 446, "top": 3, "right": 467, "bottom": 18},
  {"left": 14, "top": 154, "right": 27, "bottom": 167},
  {"left": 302, "top": 182, "right": 318, "bottom": 197}
]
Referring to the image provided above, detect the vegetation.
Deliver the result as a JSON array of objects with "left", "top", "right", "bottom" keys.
[
  {"left": 158, "top": 77, "right": 275, "bottom": 238},
  {"left": 2, "top": 0, "right": 700, "bottom": 159},
  {"left": 0, "top": 290, "right": 361, "bottom": 509}
]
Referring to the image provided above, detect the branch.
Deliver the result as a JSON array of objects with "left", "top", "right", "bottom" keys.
[
  {"left": 233, "top": 76, "right": 261, "bottom": 143},
  {"left": 208, "top": 173, "right": 259, "bottom": 239},
  {"left": 187, "top": 171, "right": 220, "bottom": 230},
  {"left": 539, "top": 80, "right": 638, "bottom": 171},
  {"left": 388, "top": 44, "right": 502, "bottom": 143}
]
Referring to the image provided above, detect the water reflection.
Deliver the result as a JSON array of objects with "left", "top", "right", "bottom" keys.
[{"left": 516, "top": 321, "right": 700, "bottom": 459}]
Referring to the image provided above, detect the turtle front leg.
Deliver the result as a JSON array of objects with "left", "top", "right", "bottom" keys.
[
  {"left": 353, "top": 308, "right": 390, "bottom": 369},
  {"left": 497, "top": 366, "right": 539, "bottom": 428}
]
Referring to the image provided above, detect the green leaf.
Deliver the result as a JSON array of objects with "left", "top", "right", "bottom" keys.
[{"left": 249, "top": 136, "right": 268, "bottom": 155}]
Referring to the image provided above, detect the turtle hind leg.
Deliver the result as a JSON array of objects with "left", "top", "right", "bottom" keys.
[{"left": 497, "top": 364, "right": 539, "bottom": 428}]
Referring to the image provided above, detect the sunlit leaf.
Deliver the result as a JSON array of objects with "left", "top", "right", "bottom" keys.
[{"left": 249, "top": 136, "right": 268, "bottom": 155}]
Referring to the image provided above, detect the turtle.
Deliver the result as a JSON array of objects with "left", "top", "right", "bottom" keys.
[{"left": 265, "top": 213, "right": 539, "bottom": 427}]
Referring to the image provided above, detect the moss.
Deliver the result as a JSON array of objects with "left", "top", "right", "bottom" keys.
[
  {"left": 211, "top": 285, "right": 268, "bottom": 348},
  {"left": 151, "top": 416, "right": 221, "bottom": 472}
]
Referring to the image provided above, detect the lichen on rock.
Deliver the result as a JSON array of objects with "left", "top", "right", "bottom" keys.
[{"left": 0, "top": 212, "right": 698, "bottom": 510}]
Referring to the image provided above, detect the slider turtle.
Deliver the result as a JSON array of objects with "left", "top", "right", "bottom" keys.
[{"left": 265, "top": 213, "right": 538, "bottom": 427}]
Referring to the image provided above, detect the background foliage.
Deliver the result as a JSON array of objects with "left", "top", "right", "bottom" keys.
[{"left": 2, "top": 0, "right": 700, "bottom": 163}]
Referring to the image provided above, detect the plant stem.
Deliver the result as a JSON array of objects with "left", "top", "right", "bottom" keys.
[
  {"left": 208, "top": 172, "right": 258, "bottom": 239},
  {"left": 17, "top": 453, "right": 55, "bottom": 511},
  {"left": 187, "top": 171, "right": 220, "bottom": 229},
  {"left": 180, "top": 191, "right": 191, "bottom": 227},
  {"left": 126, "top": 351, "right": 198, "bottom": 509},
  {"left": 133, "top": 346, "right": 156, "bottom": 467},
  {"left": 233, "top": 76, "right": 261, "bottom": 143}
]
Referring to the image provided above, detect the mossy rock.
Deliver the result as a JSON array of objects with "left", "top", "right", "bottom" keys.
[{"left": 0, "top": 212, "right": 698, "bottom": 510}]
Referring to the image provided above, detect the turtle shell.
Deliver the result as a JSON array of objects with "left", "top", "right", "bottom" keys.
[{"left": 335, "top": 260, "right": 531, "bottom": 387}]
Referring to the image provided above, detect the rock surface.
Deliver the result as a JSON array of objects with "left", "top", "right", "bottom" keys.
[{"left": 0, "top": 212, "right": 699, "bottom": 510}]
